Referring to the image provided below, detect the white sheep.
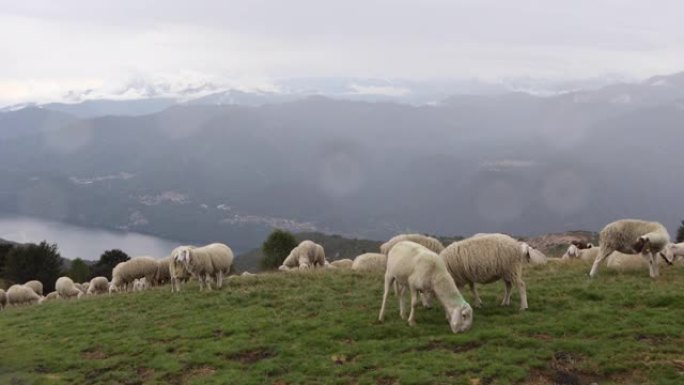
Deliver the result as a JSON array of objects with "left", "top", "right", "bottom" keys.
[
  {"left": 378, "top": 241, "right": 473, "bottom": 333},
  {"left": 522, "top": 243, "right": 548, "bottom": 265},
  {"left": 175, "top": 243, "right": 234, "bottom": 290},
  {"left": 279, "top": 240, "right": 326, "bottom": 270},
  {"left": 380, "top": 233, "right": 445, "bottom": 255},
  {"left": 56, "top": 276, "right": 84, "bottom": 299},
  {"left": 330, "top": 259, "right": 353, "bottom": 269},
  {"left": 659, "top": 242, "right": 684, "bottom": 264},
  {"left": 81, "top": 282, "right": 90, "bottom": 293},
  {"left": 155, "top": 256, "right": 172, "bottom": 286},
  {"left": 87, "top": 276, "right": 109, "bottom": 295},
  {"left": 351, "top": 253, "right": 387, "bottom": 272},
  {"left": 7, "top": 284, "right": 44, "bottom": 306},
  {"left": 440, "top": 233, "right": 531, "bottom": 310},
  {"left": 606, "top": 251, "right": 669, "bottom": 272},
  {"left": 561, "top": 244, "right": 599, "bottom": 261},
  {"left": 44, "top": 291, "right": 59, "bottom": 302},
  {"left": 0, "top": 288, "right": 6, "bottom": 309},
  {"left": 109, "top": 256, "right": 160, "bottom": 293},
  {"left": 169, "top": 246, "right": 193, "bottom": 292},
  {"left": 132, "top": 277, "right": 148, "bottom": 291},
  {"left": 23, "top": 280, "right": 44, "bottom": 296},
  {"left": 589, "top": 219, "right": 670, "bottom": 279},
  {"left": 73, "top": 283, "right": 85, "bottom": 293}
]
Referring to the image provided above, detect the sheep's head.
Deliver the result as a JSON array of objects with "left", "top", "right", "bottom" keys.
[
  {"left": 420, "top": 290, "right": 433, "bottom": 308},
  {"left": 633, "top": 236, "right": 649, "bottom": 253},
  {"left": 448, "top": 303, "right": 474, "bottom": 333},
  {"left": 520, "top": 242, "right": 532, "bottom": 262}
]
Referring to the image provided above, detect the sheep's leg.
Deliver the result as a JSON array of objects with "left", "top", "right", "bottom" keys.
[
  {"left": 469, "top": 283, "right": 483, "bottom": 307},
  {"left": 398, "top": 285, "right": 407, "bottom": 320},
  {"left": 204, "top": 275, "right": 213, "bottom": 291},
  {"left": 516, "top": 279, "right": 528, "bottom": 310},
  {"left": 501, "top": 280, "right": 512, "bottom": 306},
  {"left": 645, "top": 251, "right": 659, "bottom": 278},
  {"left": 378, "top": 275, "right": 393, "bottom": 322},
  {"left": 589, "top": 248, "right": 612, "bottom": 277},
  {"left": 408, "top": 287, "right": 419, "bottom": 326},
  {"left": 170, "top": 278, "right": 177, "bottom": 292},
  {"left": 216, "top": 272, "right": 223, "bottom": 289}
]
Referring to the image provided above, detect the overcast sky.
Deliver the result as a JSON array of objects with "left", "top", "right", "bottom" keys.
[{"left": 2, "top": 0, "right": 684, "bottom": 105}]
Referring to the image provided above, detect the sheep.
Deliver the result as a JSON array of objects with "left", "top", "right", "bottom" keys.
[
  {"left": 132, "top": 277, "right": 148, "bottom": 291},
  {"left": 659, "top": 242, "right": 684, "bottom": 264},
  {"left": 380, "top": 233, "right": 445, "bottom": 255},
  {"left": 155, "top": 256, "right": 172, "bottom": 286},
  {"left": 175, "top": 243, "right": 234, "bottom": 290},
  {"left": 351, "top": 253, "right": 387, "bottom": 272},
  {"left": 73, "top": 283, "right": 85, "bottom": 293},
  {"left": 330, "top": 259, "right": 354, "bottom": 269},
  {"left": 56, "top": 276, "right": 84, "bottom": 299},
  {"left": 81, "top": 282, "right": 90, "bottom": 293},
  {"left": 23, "top": 280, "right": 44, "bottom": 296},
  {"left": 522, "top": 243, "right": 548, "bottom": 265},
  {"left": 561, "top": 244, "right": 600, "bottom": 261},
  {"left": 440, "top": 233, "right": 530, "bottom": 310},
  {"left": 43, "top": 291, "right": 59, "bottom": 302},
  {"left": 109, "top": 256, "right": 160, "bottom": 293},
  {"left": 0, "top": 289, "right": 6, "bottom": 309},
  {"left": 87, "top": 276, "right": 109, "bottom": 295},
  {"left": 279, "top": 240, "right": 326, "bottom": 270},
  {"left": 168, "top": 246, "right": 194, "bottom": 292},
  {"left": 378, "top": 241, "right": 473, "bottom": 333},
  {"left": 606, "top": 251, "right": 669, "bottom": 272},
  {"left": 7, "top": 284, "right": 44, "bottom": 306},
  {"left": 589, "top": 219, "right": 670, "bottom": 279}
]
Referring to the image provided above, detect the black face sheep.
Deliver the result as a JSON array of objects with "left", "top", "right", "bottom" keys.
[
  {"left": 378, "top": 241, "right": 473, "bottom": 333},
  {"left": 23, "top": 280, "right": 44, "bottom": 296},
  {"left": 589, "top": 219, "right": 670, "bottom": 279},
  {"left": 87, "top": 277, "right": 109, "bottom": 295},
  {"left": 380, "top": 233, "right": 445, "bottom": 255},
  {"left": 440, "top": 233, "right": 531, "bottom": 311},
  {"left": 351, "top": 253, "right": 387, "bottom": 272},
  {"left": 278, "top": 240, "right": 326, "bottom": 270},
  {"left": 176, "top": 243, "right": 234, "bottom": 290},
  {"left": 56, "top": 277, "right": 83, "bottom": 299},
  {"left": 7, "top": 284, "right": 44, "bottom": 306}
]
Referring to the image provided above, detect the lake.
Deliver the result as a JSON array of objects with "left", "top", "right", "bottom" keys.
[{"left": 0, "top": 215, "right": 183, "bottom": 260}]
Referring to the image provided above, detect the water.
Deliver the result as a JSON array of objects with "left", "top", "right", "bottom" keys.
[{"left": 0, "top": 215, "right": 182, "bottom": 260}]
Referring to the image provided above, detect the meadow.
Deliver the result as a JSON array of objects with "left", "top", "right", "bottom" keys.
[{"left": 1, "top": 261, "right": 683, "bottom": 385}]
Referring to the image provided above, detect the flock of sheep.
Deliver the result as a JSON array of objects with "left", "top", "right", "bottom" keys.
[{"left": 1, "top": 218, "right": 683, "bottom": 334}]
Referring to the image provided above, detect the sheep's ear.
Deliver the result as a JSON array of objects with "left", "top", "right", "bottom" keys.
[{"left": 633, "top": 236, "right": 649, "bottom": 253}]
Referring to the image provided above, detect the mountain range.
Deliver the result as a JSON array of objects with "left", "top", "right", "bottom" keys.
[{"left": 0, "top": 73, "right": 683, "bottom": 252}]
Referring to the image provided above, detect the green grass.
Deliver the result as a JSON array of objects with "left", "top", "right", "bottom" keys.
[{"left": 1, "top": 262, "right": 684, "bottom": 385}]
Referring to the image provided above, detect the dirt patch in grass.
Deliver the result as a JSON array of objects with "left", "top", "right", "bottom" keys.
[
  {"left": 82, "top": 348, "right": 108, "bottom": 360},
  {"left": 413, "top": 340, "right": 482, "bottom": 353},
  {"left": 137, "top": 367, "right": 155, "bottom": 381},
  {"left": 225, "top": 347, "right": 276, "bottom": 364},
  {"left": 376, "top": 376, "right": 398, "bottom": 385},
  {"left": 527, "top": 351, "right": 607, "bottom": 385}
]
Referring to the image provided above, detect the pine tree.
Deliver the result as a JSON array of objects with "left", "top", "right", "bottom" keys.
[{"left": 261, "top": 229, "right": 298, "bottom": 270}]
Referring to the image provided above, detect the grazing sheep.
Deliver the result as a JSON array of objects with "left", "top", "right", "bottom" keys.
[
  {"left": 562, "top": 244, "right": 600, "bottom": 261},
  {"left": 87, "top": 277, "right": 109, "bottom": 295},
  {"left": 169, "top": 246, "right": 193, "bottom": 292},
  {"left": 81, "top": 282, "right": 90, "bottom": 293},
  {"left": 73, "top": 283, "right": 85, "bottom": 293},
  {"left": 659, "top": 242, "right": 684, "bottom": 264},
  {"left": 523, "top": 244, "right": 548, "bottom": 265},
  {"left": 7, "top": 284, "right": 44, "bottom": 306},
  {"left": 155, "top": 256, "right": 172, "bottom": 286},
  {"left": 589, "top": 219, "right": 670, "bottom": 279},
  {"left": 175, "top": 243, "right": 234, "bottom": 290},
  {"left": 378, "top": 241, "right": 473, "bottom": 333},
  {"left": 279, "top": 240, "right": 326, "bottom": 270},
  {"left": 440, "top": 233, "right": 530, "bottom": 310},
  {"left": 330, "top": 259, "right": 353, "bottom": 269},
  {"left": 109, "top": 256, "right": 160, "bottom": 293},
  {"left": 0, "top": 288, "right": 6, "bottom": 309},
  {"left": 23, "top": 280, "right": 44, "bottom": 296},
  {"left": 56, "top": 277, "right": 83, "bottom": 299},
  {"left": 44, "top": 291, "right": 59, "bottom": 302},
  {"left": 351, "top": 253, "right": 387, "bottom": 272},
  {"left": 380, "top": 234, "right": 445, "bottom": 255}
]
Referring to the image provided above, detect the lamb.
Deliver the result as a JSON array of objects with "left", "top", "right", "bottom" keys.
[
  {"left": 561, "top": 244, "right": 599, "bottom": 261},
  {"left": 330, "top": 259, "right": 353, "bottom": 269},
  {"left": 23, "top": 280, "right": 44, "bottom": 296},
  {"left": 606, "top": 251, "right": 668, "bottom": 272},
  {"left": 440, "top": 233, "right": 530, "bottom": 310},
  {"left": 278, "top": 240, "right": 326, "bottom": 270},
  {"left": 56, "top": 276, "right": 84, "bottom": 299},
  {"left": 169, "top": 246, "right": 193, "bottom": 292},
  {"left": 589, "top": 219, "right": 670, "bottom": 279},
  {"left": 7, "top": 284, "right": 44, "bottom": 306},
  {"left": 109, "top": 256, "right": 160, "bottom": 293},
  {"left": 523, "top": 244, "right": 548, "bottom": 265},
  {"left": 175, "top": 243, "right": 234, "bottom": 290},
  {"left": 87, "top": 276, "right": 109, "bottom": 295},
  {"left": 380, "top": 233, "right": 445, "bottom": 255},
  {"left": 351, "top": 253, "right": 387, "bottom": 272},
  {"left": 0, "top": 288, "right": 6, "bottom": 309},
  {"left": 378, "top": 241, "right": 473, "bottom": 333}
]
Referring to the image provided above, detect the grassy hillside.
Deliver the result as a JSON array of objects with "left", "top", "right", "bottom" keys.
[{"left": 1, "top": 262, "right": 684, "bottom": 385}]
